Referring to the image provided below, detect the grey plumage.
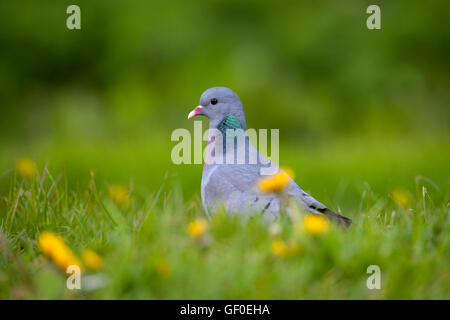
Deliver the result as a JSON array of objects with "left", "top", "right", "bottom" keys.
[{"left": 189, "top": 87, "right": 351, "bottom": 227}]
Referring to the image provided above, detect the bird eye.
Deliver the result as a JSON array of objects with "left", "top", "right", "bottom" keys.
[{"left": 210, "top": 98, "right": 218, "bottom": 105}]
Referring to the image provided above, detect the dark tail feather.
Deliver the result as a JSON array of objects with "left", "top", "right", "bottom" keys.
[{"left": 321, "top": 208, "right": 352, "bottom": 228}]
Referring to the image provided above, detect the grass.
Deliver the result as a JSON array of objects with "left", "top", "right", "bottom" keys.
[{"left": 0, "top": 162, "right": 448, "bottom": 300}]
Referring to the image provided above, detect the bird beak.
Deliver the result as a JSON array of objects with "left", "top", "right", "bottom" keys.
[{"left": 188, "top": 105, "right": 204, "bottom": 119}]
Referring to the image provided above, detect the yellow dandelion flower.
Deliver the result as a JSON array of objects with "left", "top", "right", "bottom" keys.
[
  {"left": 304, "top": 214, "right": 330, "bottom": 235},
  {"left": 154, "top": 259, "right": 171, "bottom": 279},
  {"left": 82, "top": 249, "right": 103, "bottom": 270},
  {"left": 271, "top": 239, "right": 301, "bottom": 258},
  {"left": 16, "top": 158, "right": 37, "bottom": 179},
  {"left": 38, "top": 232, "right": 82, "bottom": 271},
  {"left": 392, "top": 189, "right": 412, "bottom": 209},
  {"left": 187, "top": 218, "right": 208, "bottom": 238},
  {"left": 258, "top": 168, "right": 294, "bottom": 193},
  {"left": 109, "top": 184, "right": 130, "bottom": 208},
  {"left": 271, "top": 239, "right": 288, "bottom": 258}
]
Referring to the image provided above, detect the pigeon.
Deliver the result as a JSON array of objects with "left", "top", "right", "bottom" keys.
[{"left": 188, "top": 87, "right": 352, "bottom": 227}]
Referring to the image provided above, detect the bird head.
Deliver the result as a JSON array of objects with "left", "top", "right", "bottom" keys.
[{"left": 188, "top": 87, "right": 246, "bottom": 130}]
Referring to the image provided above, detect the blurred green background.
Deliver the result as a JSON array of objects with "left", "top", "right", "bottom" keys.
[{"left": 0, "top": 0, "right": 449, "bottom": 210}]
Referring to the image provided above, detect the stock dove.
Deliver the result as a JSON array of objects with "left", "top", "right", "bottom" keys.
[{"left": 188, "top": 87, "right": 351, "bottom": 227}]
